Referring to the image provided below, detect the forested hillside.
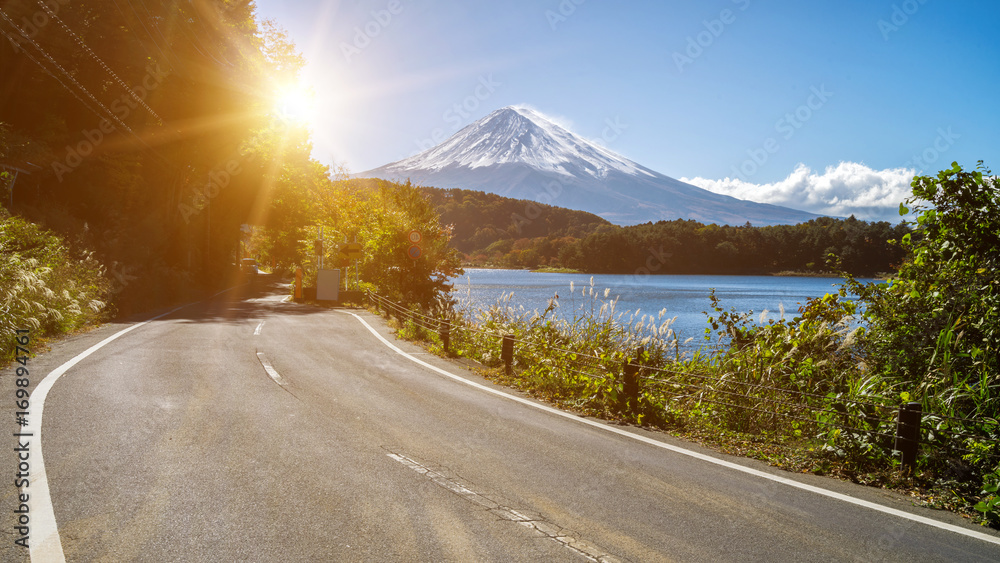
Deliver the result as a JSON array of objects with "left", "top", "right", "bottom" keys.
[
  {"left": 556, "top": 216, "right": 910, "bottom": 276},
  {"left": 422, "top": 184, "right": 910, "bottom": 277},
  {"left": 419, "top": 186, "right": 611, "bottom": 253}
]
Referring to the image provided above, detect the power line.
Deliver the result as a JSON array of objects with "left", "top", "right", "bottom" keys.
[
  {"left": 183, "top": 0, "right": 237, "bottom": 68},
  {"left": 112, "top": 0, "right": 174, "bottom": 68},
  {"left": 117, "top": 0, "right": 236, "bottom": 80},
  {"left": 129, "top": 0, "right": 176, "bottom": 58},
  {"left": 35, "top": 0, "right": 163, "bottom": 125},
  {"left": 0, "top": 8, "right": 175, "bottom": 168},
  {"left": 169, "top": 0, "right": 236, "bottom": 69},
  {"left": 0, "top": 24, "right": 117, "bottom": 132},
  {"left": 0, "top": 8, "right": 135, "bottom": 135}
]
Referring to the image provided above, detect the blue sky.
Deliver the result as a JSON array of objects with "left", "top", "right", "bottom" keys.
[{"left": 253, "top": 0, "right": 1000, "bottom": 221}]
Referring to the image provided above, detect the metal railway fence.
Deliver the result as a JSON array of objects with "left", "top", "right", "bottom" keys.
[{"left": 364, "top": 291, "right": 999, "bottom": 471}]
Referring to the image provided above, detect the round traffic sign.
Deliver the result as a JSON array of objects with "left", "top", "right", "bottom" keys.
[
  {"left": 407, "top": 245, "right": 422, "bottom": 259},
  {"left": 408, "top": 230, "right": 422, "bottom": 244}
]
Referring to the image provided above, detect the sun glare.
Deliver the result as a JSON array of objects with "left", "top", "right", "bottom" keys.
[{"left": 274, "top": 81, "right": 316, "bottom": 127}]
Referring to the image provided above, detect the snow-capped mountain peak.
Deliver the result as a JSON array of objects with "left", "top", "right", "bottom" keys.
[
  {"left": 390, "top": 106, "right": 650, "bottom": 179},
  {"left": 359, "top": 105, "right": 822, "bottom": 226}
]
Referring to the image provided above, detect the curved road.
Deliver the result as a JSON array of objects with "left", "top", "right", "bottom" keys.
[{"left": 3, "top": 277, "right": 999, "bottom": 561}]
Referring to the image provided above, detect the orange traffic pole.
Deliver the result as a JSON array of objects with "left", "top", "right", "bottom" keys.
[{"left": 295, "top": 267, "right": 303, "bottom": 299}]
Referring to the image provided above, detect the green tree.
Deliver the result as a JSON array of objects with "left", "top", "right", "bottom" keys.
[
  {"left": 1, "top": 0, "right": 307, "bottom": 312},
  {"left": 330, "top": 180, "right": 463, "bottom": 306},
  {"left": 850, "top": 161, "right": 999, "bottom": 418}
]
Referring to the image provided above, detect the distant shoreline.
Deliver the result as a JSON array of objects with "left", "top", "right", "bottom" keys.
[
  {"left": 461, "top": 264, "right": 865, "bottom": 279},
  {"left": 768, "top": 270, "right": 841, "bottom": 278}
]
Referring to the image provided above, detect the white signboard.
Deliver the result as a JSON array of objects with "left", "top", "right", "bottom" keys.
[{"left": 317, "top": 269, "right": 340, "bottom": 301}]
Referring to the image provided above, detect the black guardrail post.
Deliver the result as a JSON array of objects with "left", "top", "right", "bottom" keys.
[
  {"left": 379, "top": 295, "right": 390, "bottom": 320},
  {"left": 622, "top": 346, "right": 643, "bottom": 413},
  {"left": 440, "top": 320, "right": 451, "bottom": 354},
  {"left": 501, "top": 334, "right": 514, "bottom": 375},
  {"left": 895, "top": 401, "right": 922, "bottom": 472}
]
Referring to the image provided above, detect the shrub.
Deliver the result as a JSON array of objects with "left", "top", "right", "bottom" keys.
[
  {"left": 1, "top": 213, "right": 110, "bottom": 362},
  {"left": 849, "top": 161, "right": 999, "bottom": 415}
]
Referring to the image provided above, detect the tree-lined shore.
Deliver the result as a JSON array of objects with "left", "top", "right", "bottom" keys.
[{"left": 423, "top": 186, "right": 910, "bottom": 277}]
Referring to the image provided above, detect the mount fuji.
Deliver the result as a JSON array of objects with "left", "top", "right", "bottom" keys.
[{"left": 358, "top": 106, "right": 821, "bottom": 226}]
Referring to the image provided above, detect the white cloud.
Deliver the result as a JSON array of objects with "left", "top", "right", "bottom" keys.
[
  {"left": 512, "top": 103, "right": 575, "bottom": 131},
  {"left": 681, "top": 162, "right": 918, "bottom": 222}
]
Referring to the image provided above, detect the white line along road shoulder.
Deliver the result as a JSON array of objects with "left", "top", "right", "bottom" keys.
[
  {"left": 342, "top": 310, "right": 1000, "bottom": 548},
  {"left": 25, "top": 285, "right": 243, "bottom": 563}
]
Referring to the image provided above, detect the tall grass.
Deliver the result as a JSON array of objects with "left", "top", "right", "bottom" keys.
[
  {"left": 444, "top": 282, "right": 881, "bottom": 434},
  {"left": 1, "top": 213, "right": 110, "bottom": 362},
  {"left": 379, "top": 277, "right": 1000, "bottom": 524}
]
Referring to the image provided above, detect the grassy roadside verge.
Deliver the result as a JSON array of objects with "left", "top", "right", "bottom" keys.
[
  {"left": 369, "top": 286, "right": 1000, "bottom": 528},
  {"left": 1, "top": 213, "right": 110, "bottom": 365}
]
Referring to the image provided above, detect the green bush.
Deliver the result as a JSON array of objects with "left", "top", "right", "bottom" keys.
[
  {"left": 849, "top": 162, "right": 999, "bottom": 416},
  {"left": 840, "top": 163, "right": 1000, "bottom": 504},
  {"left": 1, "top": 213, "right": 110, "bottom": 362}
]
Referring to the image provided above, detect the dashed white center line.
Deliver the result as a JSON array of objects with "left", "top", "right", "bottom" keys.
[
  {"left": 386, "top": 451, "right": 623, "bottom": 562},
  {"left": 256, "top": 351, "right": 287, "bottom": 386},
  {"left": 345, "top": 311, "right": 1000, "bottom": 548},
  {"left": 254, "top": 320, "right": 265, "bottom": 335}
]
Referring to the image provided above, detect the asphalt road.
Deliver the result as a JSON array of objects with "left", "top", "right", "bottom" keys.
[{"left": 3, "top": 276, "right": 999, "bottom": 561}]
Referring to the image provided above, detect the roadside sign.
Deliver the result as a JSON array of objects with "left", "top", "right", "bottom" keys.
[
  {"left": 408, "top": 230, "right": 422, "bottom": 244},
  {"left": 408, "top": 245, "right": 422, "bottom": 259},
  {"left": 341, "top": 242, "right": 363, "bottom": 259}
]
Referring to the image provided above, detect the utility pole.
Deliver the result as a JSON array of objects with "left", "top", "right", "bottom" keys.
[
  {"left": 206, "top": 198, "right": 211, "bottom": 273},
  {"left": 7, "top": 169, "right": 16, "bottom": 208},
  {"left": 318, "top": 226, "right": 324, "bottom": 270}
]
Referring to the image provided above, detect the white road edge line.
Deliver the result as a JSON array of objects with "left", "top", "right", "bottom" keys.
[
  {"left": 27, "top": 284, "right": 244, "bottom": 563},
  {"left": 343, "top": 311, "right": 1000, "bottom": 548},
  {"left": 256, "top": 351, "right": 287, "bottom": 386}
]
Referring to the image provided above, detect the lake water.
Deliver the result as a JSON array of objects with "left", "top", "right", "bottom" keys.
[{"left": 449, "top": 269, "right": 875, "bottom": 349}]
